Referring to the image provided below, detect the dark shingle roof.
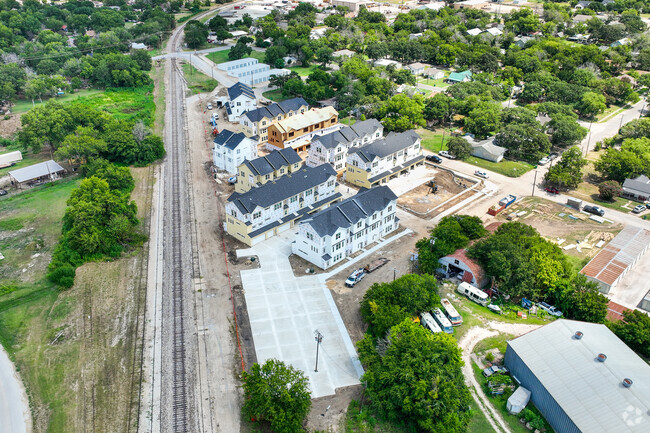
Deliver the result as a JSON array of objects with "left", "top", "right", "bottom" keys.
[
  {"left": 227, "top": 164, "right": 337, "bottom": 214},
  {"left": 242, "top": 148, "right": 302, "bottom": 176},
  {"left": 301, "top": 186, "right": 397, "bottom": 237},
  {"left": 349, "top": 130, "right": 420, "bottom": 162},
  {"left": 242, "top": 97, "right": 308, "bottom": 123},
  {"left": 227, "top": 82, "right": 255, "bottom": 101},
  {"left": 313, "top": 119, "right": 382, "bottom": 149},
  {"left": 622, "top": 175, "right": 650, "bottom": 195},
  {"left": 214, "top": 129, "right": 250, "bottom": 150}
]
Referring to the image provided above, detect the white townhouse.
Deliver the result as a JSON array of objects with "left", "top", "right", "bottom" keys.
[
  {"left": 225, "top": 82, "right": 256, "bottom": 122},
  {"left": 292, "top": 186, "right": 399, "bottom": 270},
  {"left": 240, "top": 97, "right": 309, "bottom": 144},
  {"left": 306, "top": 119, "right": 383, "bottom": 175},
  {"left": 225, "top": 164, "right": 341, "bottom": 246},
  {"left": 345, "top": 130, "right": 424, "bottom": 188},
  {"left": 212, "top": 129, "right": 257, "bottom": 174}
]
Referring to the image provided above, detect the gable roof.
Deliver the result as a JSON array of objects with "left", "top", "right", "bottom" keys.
[
  {"left": 9, "top": 160, "right": 64, "bottom": 183},
  {"left": 448, "top": 70, "right": 472, "bottom": 82},
  {"left": 243, "top": 97, "right": 308, "bottom": 123},
  {"left": 214, "top": 129, "right": 251, "bottom": 150},
  {"left": 301, "top": 186, "right": 397, "bottom": 237},
  {"left": 227, "top": 164, "right": 337, "bottom": 214},
  {"left": 313, "top": 119, "right": 383, "bottom": 150},
  {"left": 227, "top": 82, "right": 255, "bottom": 101},
  {"left": 622, "top": 174, "right": 650, "bottom": 195},
  {"left": 349, "top": 130, "right": 420, "bottom": 162},
  {"left": 241, "top": 148, "right": 302, "bottom": 176},
  {"left": 273, "top": 106, "right": 338, "bottom": 134}
]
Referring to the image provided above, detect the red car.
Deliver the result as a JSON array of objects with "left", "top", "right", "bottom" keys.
[{"left": 544, "top": 187, "right": 559, "bottom": 194}]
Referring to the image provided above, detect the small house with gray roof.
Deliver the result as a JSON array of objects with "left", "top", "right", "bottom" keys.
[
  {"left": 241, "top": 97, "right": 309, "bottom": 144},
  {"left": 621, "top": 174, "right": 650, "bottom": 202},
  {"left": 306, "top": 119, "right": 383, "bottom": 175},
  {"left": 235, "top": 148, "right": 303, "bottom": 193},
  {"left": 225, "top": 82, "right": 256, "bottom": 122},
  {"left": 292, "top": 186, "right": 399, "bottom": 269},
  {"left": 345, "top": 130, "right": 424, "bottom": 188},
  {"left": 212, "top": 129, "right": 257, "bottom": 174},
  {"left": 225, "top": 164, "right": 341, "bottom": 246}
]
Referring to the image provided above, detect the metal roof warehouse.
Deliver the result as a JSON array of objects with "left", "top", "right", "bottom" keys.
[
  {"left": 8, "top": 160, "right": 65, "bottom": 186},
  {"left": 505, "top": 319, "right": 650, "bottom": 433},
  {"left": 580, "top": 225, "right": 650, "bottom": 293}
]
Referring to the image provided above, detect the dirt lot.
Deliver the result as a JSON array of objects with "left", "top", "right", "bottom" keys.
[
  {"left": 398, "top": 169, "right": 476, "bottom": 218},
  {"left": 0, "top": 114, "right": 21, "bottom": 138},
  {"left": 492, "top": 197, "right": 622, "bottom": 265}
]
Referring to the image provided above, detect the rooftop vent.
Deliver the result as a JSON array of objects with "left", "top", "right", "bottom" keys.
[
  {"left": 574, "top": 331, "right": 583, "bottom": 340},
  {"left": 597, "top": 353, "right": 607, "bottom": 362},
  {"left": 623, "top": 378, "right": 633, "bottom": 388}
]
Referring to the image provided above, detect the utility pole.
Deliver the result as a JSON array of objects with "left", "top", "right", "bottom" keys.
[
  {"left": 531, "top": 170, "right": 537, "bottom": 197},
  {"left": 585, "top": 121, "right": 593, "bottom": 157},
  {"left": 393, "top": 268, "right": 397, "bottom": 281},
  {"left": 440, "top": 129, "right": 445, "bottom": 152},
  {"left": 314, "top": 330, "right": 323, "bottom": 372}
]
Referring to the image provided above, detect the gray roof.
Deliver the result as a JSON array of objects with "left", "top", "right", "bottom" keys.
[
  {"left": 349, "top": 130, "right": 420, "bottom": 162},
  {"left": 242, "top": 97, "right": 308, "bottom": 123},
  {"left": 507, "top": 319, "right": 650, "bottom": 433},
  {"left": 214, "top": 129, "right": 250, "bottom": 150},
  {"left": 9, "top": 160, "right": 64, "bottom": 183},
  {"left": 300, "top": 186, "right": 397, "bottom": 237},
  {"left": 227, "top": 82, "right": 255, "bottom": 101},
  {"left": 227, "top": 164, "right": 337, "bottom": 214},
  {"left": 242, "top": 148, "right": 302, "bottom": 176},
  {"left": 622, "top": 175, "right": 650, "bottom": 195},
  {"left": 313, "top": 119, "right": 382, "bottom": 150}
]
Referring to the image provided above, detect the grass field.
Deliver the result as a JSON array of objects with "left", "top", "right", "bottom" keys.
[
  {"left": 181, "top": 62, "right": 219, "bottom": 94},
  {"left": 262, "top": 89, "right": 287, "bottom": 102},
  {"left": 288, "top": 64, "right": 320, "bottom": 77},
  {"left": 11, "top": 89, "right": 104, "bottom": 114},
  {"left": 72, "top": 86, "right": 156, "bottom": 126},
  {"left": 417, "top": 127, "right": 451, "bottom": 152},
  {"left": 206, "top": 49, "right": 265, "bottom": 65},
  {"left": 465, "top": 156, "right": 534, "bottom": 178}
]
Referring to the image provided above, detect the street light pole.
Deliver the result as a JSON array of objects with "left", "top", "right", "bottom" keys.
[
  {"left": 314, "top": 330, "right": 323, "bottom": 372},
  {"left": 531, "top": 170, "right": 537, "bottom": 197}
]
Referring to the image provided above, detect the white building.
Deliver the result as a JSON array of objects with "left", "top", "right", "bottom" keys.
[
  {"left": 212, "top": 129, "right": 257, "bottom": 174},
  {"left": 374, "top": 59, "right": 402, "bottom": 69},
  {"left": 218, "top": 58, "right": 290, "bottom": 86},
  {"left": 225, "top": 82, "right": 256, "bottom": 122},
  {"left": 292, "top": 186, "right": 399, "bottom": 270},
  {"left": 306, "top": 119, "right": 383, "bottom": 174}
]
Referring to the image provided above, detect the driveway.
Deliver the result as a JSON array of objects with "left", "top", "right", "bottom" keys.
[
  {"left": 237, "top": 234, "right": 364, "bottom": 398},
  {"left": 0, "top": 346, "right": 30, "bottom": 433}
]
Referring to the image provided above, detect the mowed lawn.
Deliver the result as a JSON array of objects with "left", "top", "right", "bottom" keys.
[
  {"left": 206, "top": 49, "right": 265, "bottom": 65},
  {"left": 417, "top": 127, "right": 452, "bottom": 152},
  {"left": 465, "top": 156, "right": 535, "bottom": 178},
  {"left": 262, "top": 89, "right": 287, "bottom": 102}
]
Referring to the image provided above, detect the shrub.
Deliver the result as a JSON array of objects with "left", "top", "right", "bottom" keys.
[
  {"left": 485, "top": 351, "right": 495, "bottom": 363},
  {"left": 598, "top": 180, "right": 621, "bottom": 201},
  {"left": 47, "top": 264, "right": 76, "bottom": 289}
]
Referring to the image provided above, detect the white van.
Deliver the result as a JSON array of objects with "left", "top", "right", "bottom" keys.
[
  {"left": 457, "top": 282, "right": 489, "bottom": 306},
  {"left": 420, "top": 312, "right": 442, "bottom": 334},
  {"left": 432, "top": 308, "right": 453, "bottom": 334}
]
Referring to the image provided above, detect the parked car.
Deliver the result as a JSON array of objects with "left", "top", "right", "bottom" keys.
[
  {"left": 211, "top": 112, "right": 219, "bottom": 120},
  {"left": 583, "top": 205, "right": 605, "bottom": 216},
  {"left": 632, "top": 204, "right": 646, "bottom": 214},
  {"left": 439, "top": 150, "right": 456, "bottom": 159},
  {"left": 538, "top": 302, "right": 563, "bottom": 317},
  {"left": 548, "top": 152, "right": 559, "bottom": 160},
  {"left": 227, "top": 176, "right": 237, "bottom": 185},
  {"left": 426, "top": 154, "right": 442, "bottom": 164},
  {"left": 475, "top": 170, "right": 489, "bottom": 179},
  {"left": 538, "top": 156, "right": 550, "bottom": 165},
  {"left": 345, "top": 269, "right": 366, "bottom": 287},
  {"left": 487, "top": 304, "right": 502, "bottom": 314},
  {"left": 544, "top": 187, "right": 559, "bottom": 194},
  {"left": 0, "top": 189, "right": 7, "bottom": 196},
  {"left": 482, "top": 365, "right": 509, "bottom": 378},
  {"left": 207, "top": 103, "right": 213, "bottom": 110}
]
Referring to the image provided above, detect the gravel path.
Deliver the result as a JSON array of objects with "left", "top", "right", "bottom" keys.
[{"left": 458, "top": 322, "right": 541, "bottom": 433}]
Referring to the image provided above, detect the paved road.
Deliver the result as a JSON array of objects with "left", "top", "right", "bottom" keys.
[{"left": 0, "top": 346, "right": 30, "bottom": 433}]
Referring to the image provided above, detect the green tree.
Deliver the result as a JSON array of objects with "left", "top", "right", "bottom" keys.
[
  {"left": 424, "top": 93, "right": 453, "bottom": 124},
  {"left": 609, "top": 310, "right": 650, "bottom": 358},
  {"left": 376, "top": 94, "right": 426, "bottom": 132},
  {"left": 228, "top": 40, "right": 252, "bottom": 60},
  {"left": 315, "top": 46, "right": 334, "bottom": 67},
  {"left": 549, "top": 275, "right": 608, "bottom": 323},
  {"left": 242, "top": 359, "right": 311, "bottom": 433},
  {"left": 357, "top": 319, "right": 472, "bottom": 433},
  {"left": 464, "top": 103, "right": 501, "bottom": 139},
  {"left": 447, "top": 136, "right": 472, "bottom": 160},
  {"left": 598, "top": 180, "right": 622, "bottom": 201},
  {"left": 544, "top": 146, "right": 587, "bottom": 190},
  {"left": 360, "top": 274, "right": 440, "bottom": 337},
  {"left": 578, "top": 92, "right": 606, "bottom": 118},
  {"left": 18, "top": 100, "right": 74, "bottom": 152},
  {"left": 549, "top": 116, "right": 588, "bottom": 148},
  {"left": 184, "top": 20, "right": 208, "bottom": 49},
  {"left": 494, "top": 123, "right": 550, "bottom": 162},
  {"left": 594, "top": 139, "right": 649, "bottom": 182},
  {"left": 81, "top": 158, "right": 135, "bottom": 193},
  {"left": 55, "top": 126, "right": 108, "bottom": 166}
]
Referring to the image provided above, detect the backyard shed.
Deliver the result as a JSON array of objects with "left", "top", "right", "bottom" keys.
[
  {"left": 507, "top": 386, "right": 531, "bottom": 415},
  {"left": 8, "top": 160, "right": 65, "bottom": 187},
  {"left": 438, "top": 248, "right": 488, "bottom": 288}
]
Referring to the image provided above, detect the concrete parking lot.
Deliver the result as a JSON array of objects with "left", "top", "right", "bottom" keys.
[{"left": 237, "top": 234, "right": 364, "bottom": 398}]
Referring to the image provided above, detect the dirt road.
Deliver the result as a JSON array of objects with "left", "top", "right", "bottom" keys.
[{"left": 457, "top": 322, "right": 541, "bottom": 433}]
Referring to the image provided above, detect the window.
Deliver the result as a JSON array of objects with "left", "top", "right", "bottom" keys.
[
  {"left": 277, "top": 116, "right": 281, "bottom": 121},
  {"left": 372, "top": 162, "right": 378, "bottom": 167},
  {"left": 230, "top": 209, "right": 237, "bottom": 217},
  {"left": 335, "top": 232, "right": 341, "bottom": 240},
  {"left": 303, "top": 127, "right": 308, "bottom": 132},
  {"left": 262, "top": 121, "right": 266, "bottom": 126},
  {"left": 454, "top": 259, "right": 460, "bottom": 265},
  {"left": 387, "top": 205, "right": 392, "bottom": 212},
  {"left": 306, "top": 189, "right": 313, "bottom": 196},
  {"left": 289, "top": 132, "right": 295, "bottom": 137},
  {"left": 372, "top": 213, "right": 377, "bottom": 220},
  {"left": 280, "top": 168, "right": 285, "bottom": 174},
  {"left": 241, "top": 171, "right": 245, "bottom": 176},
  {"left": 289, "top": 113, "right": 293, "bottom": 117},
  {"left": 265, "top": 174, "right": 270, "bottom": 180},
  {"left": 327, "top": 180, "right": 334, "bottom": 187},
  {"left": 237, "top": 149, "right": 241, "bottom": 154},
  {"left": 306, "top": 232, "right": 314, "bottom": 241},
  {"left": 253, "top": 211, "right": 262, "bottom": 219},
  {"left": 237, "top": 102, "right": 241, "bottom": 106},
  {"left": 274, "top": 203, "right": 281, "bottom": 210},
  {"left": 352, "top": 160, "right": 359, "bottom": 167},
  {"left": 336, "top": 155, "right": 342, "bottom": 161},
  {"left": 290, "top": 196, "right": 297, "bottom": 203},
  {"left": 357, "top": 221, "right": 362, "bottom": 228}
]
